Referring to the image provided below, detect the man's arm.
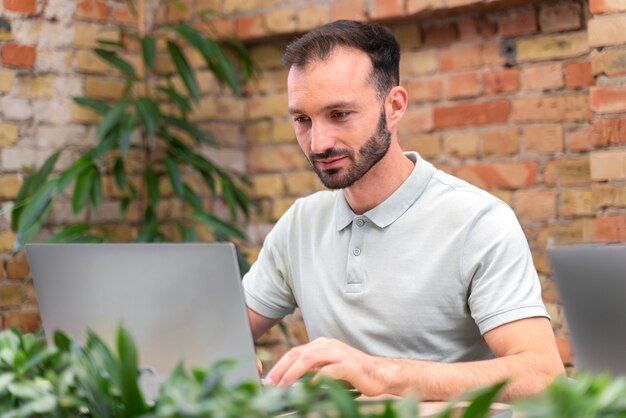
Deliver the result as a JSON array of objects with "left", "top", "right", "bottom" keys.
[
  {"left": 247, "top": 307, "right": 281, "bottom": 341},
  {"left": 262, "top": 317, "right": 565, "bottom": 401}
]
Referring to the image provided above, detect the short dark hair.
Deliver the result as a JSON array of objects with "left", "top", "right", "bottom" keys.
[{"left": 281, "top": 20, "right": 401, "bottom": 99}]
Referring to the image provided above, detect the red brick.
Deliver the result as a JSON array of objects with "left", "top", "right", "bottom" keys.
[
  {"left": 539, "top": 3, "right": 581, "bottom": 33},
  {"left": 512, "top": 95, "right": 590, "bottom": 122},
  {"left": 234, "top": 14, "right": 265, "bottom": 40},
  {"left": 405, "top": 78, "right": 441, "bottom": 103},
  {"left": 111, "top": 2, "right": 137, "bottom": 25},
  {"left": 456, "top": 161, "right": 537, "bottom": 189},
  {"left": 590, "top": 0, "right": 626, "bottom": 14},
  {"left": 443, "top": 71, "right": 481, "bottom": 99},
  {"left": 499, "top": 6, "right": 537, "bottom": 38},
  {"left": 568, "top": 127, "right": 593, "bottom": 152},
  {"left": 483, "top": 69, "right": 519, "bottom": 95},
  {"left": 76, "top": 0, "right": 109, "bottom": 21},
  {"left": 590, "top": 85, "right": 626, "bottom": 113},
  {"left": 434, "top": 100, "right": 510, "bottom": 129},
  {"left": 544, "top": 157, "right": 591, "bottom": 186},
  {"left": 399, "top": 107, "right": 434, "bottom": 134},
  {"left": 2, "top": 44, "right": 36, "bottom": 68},
  {"left": 481, "top": 41, "right": 507, "bottom": 67},
  {"left": 590, "top": 150, "right": 626, "bottom": 180},
  {"left": 523, "top": 125, "right": 564, "bottom": 154},
  {"left": 331, "top": 0, "right": 367, "bottom": 21},
  {"left": 6, "top": 256, "right": 29, "bottom": 280},
  {"left": 588, "top": 15, "right": 626, "bottom": 48},
  {"left": 482, "top": 128, "right": 519, "bottom": 156},
  {"left": 521, "top": 63, "right": 563, "bottom": 92},
  {"left": 4, "top": 0, "right": 36, "bottom": 14},
  {"left": 406, "top": 0, "right": 444, "bottom": 14},
  {"left": 594, "top": 216, "right": 626, "bottom": 242},
  {"left": 439, "top": 43, "right": 482, "bottom": 72},
  {"left": 423, "top": 23, "right": 458, "bottom": 46},
  {"left": 371, "top": 0, "right": 404, "bottom": 19},
  {"left": 514, "top": 189, "right": 557, "bottom": 222},
  {"left": 457, "top": 16, "right": 497, "bottom": 41},
  {"left": 592, "top": 117, "right": 626, "bottom": 146},
  {"left": 3, "top": 312, "right": 41, "bottom": 333},
  {"left": 566, "top": 61, "right": 595, "bottom": 90}
]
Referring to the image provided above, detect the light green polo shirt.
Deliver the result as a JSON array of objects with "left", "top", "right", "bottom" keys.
[{"left": 243, "top": 152, "right": 548, "bottom": 362}]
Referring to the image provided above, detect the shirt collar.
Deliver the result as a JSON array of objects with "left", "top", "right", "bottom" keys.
[{"left": 335, "top": 152, "right": 436, "bottom": 231}]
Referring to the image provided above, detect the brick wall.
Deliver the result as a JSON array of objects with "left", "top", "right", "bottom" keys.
[{"left": 2, "top": 0, "right": 626, "bottom": 370}]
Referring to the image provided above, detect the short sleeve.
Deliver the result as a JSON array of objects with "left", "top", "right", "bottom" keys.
[
  {"left": 242, "top": 214, "right": 297, "bottom": 320},
  {"left": 463, "top": 202, "right": 549, "bottom": 335}
]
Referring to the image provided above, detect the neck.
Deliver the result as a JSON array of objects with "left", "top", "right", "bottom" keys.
[{"left": 342, "top": 143, "right": 414, "bottom": 215}]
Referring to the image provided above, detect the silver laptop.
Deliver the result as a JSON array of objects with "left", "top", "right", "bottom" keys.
[
  {"left": 26, "top": 243, "right": 259, "bottom": 392},
  {"left": 548, "top": 243, "right": 626, "bottom": 376}
]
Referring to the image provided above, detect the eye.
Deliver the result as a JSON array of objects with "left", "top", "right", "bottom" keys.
[
  {"left": 294, "top": 115, "right": 311, "bottom": 124},
  {"left": 332, "top": 111, "right": 351, "bottom": 119}
]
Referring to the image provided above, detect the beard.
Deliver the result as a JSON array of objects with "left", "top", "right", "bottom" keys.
[{"left": 308, "top": 109, "right": 392, "bottom": 190}]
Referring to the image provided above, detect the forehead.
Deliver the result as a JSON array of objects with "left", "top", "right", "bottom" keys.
[{"left": 287, "top": 47, "right": 378, "bottom": 112}]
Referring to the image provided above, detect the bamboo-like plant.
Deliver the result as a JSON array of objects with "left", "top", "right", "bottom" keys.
[{"left": 10, "top": 0, "right": 254, "bottom": 256}]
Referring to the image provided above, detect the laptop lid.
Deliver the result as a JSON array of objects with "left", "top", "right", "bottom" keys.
[
  {"left": 548, "top": 243, "right": 626, "bottom": 376},
  {"left": 26, "top": 243, "right": 259, "bottom": 384}
]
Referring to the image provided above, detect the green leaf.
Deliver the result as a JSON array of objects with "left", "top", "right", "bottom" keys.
[
  {"left": 96, "top": 39, "right": 124, "bottom": 49},
  {"left": 73, "top": 97, "right": 111, "bottom": 115},
  {"left": 461, "top": 381, "right": 508, "bottom": 418},
  {"left": 182, "top": 184, "right": 203, "bottom": 212},
  {"left": 226, "top": 37, "right": 256, "bottom": 81},
  {"left": 16, "top": 179, "right": 57, "bottom": 234},
  {"left": 116, "top": 327, "right": 147, "bottom": 417},
  {"left": 120, "top": 196, "right": 131, "bottom": 217},
  {"left": 144, "top": 167, "right": 159, "bottom": 207},
  {"left": 114, "top": 158, "right": 126, "bottom": 191},
  {"left": 140, "top": 36, "right": 156, "bottom": 72},
  {"left": 163, "top": 115, "right": 217, "bottom": 145},
  {"left": 165, "top": 155, "right": 184, "bottom": 197},
  {"left": 118, "top": 113, "right": 135, "bottom": 155},
  {"left": 173, "top": 24, "right": 241, "bottom": 95},
  {"left": 72, "top": 166, "right": 96, "bottom": 214},
  {"left": 167, "top": 40, "right": 200, "bottom": 101},
  {"left": 157, "top": 86, "right": 192, "bottom": 115},
  {"left": 90, "top": 167, "right": 102, "bottom": 208},
  {"left": 57, "top": 155, "right": 92, "bottom": 193},
  {"left": 193, "top": 211, "right": 245, "bottom": 240},
  {"left": 96, "top": 99, "right": 129, "bottom": 142},
  {"left": 95, "top": 49, "right": 137, "bottom": 79},
  {"left": 14, "top": 204, "right": 51, "bottom": 252},
  {"left": 135, "top": 97, "right": 161, "bottom": 141}
]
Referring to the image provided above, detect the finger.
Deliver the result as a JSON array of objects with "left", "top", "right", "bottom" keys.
[
  {"left": 265, "top": 346, "right": 328, "bottom": 386},
  {"left": 257, "top": 358, "right": 263, "bottom": 374}
]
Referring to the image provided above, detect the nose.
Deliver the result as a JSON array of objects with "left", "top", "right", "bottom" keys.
[{"left": 309, "top": 120, "right": 335, "bottom": 155}]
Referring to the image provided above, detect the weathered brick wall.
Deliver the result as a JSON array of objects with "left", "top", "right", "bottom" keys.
[{"left": 2, "top": 0, "right": 626, "bottom": 370}]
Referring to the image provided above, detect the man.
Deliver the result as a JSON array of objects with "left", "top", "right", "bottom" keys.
[{"left": 242, "top": 20, "right": 564, "bottom": 400}]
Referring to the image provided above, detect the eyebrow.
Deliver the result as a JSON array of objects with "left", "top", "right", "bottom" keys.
[{"left": 288, "top": 101, "right": 360, "bottom": 115}]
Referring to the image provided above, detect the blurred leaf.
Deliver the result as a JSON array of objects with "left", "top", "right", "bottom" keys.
[
  {"left": 96, "top": 39, "right": 125, "bottom": 49},
  {"left": 73, "top": 97, "right": 111, "bottom": 115},
  {"left": 141, "top": 36, "right": 156, "bottom": 72},
  {"left": 135, "top": 97, "right": 161, "bottom": 143},
  {"left": 49, "top": 224, "right": 90, "bottom": 243},
  {"left": 163, "top": 115, "right": 217, "bottom": 145},
  {"left": 16, "top": 179, "right": 57, "bottom": 234},
  {"left": 165, "top": 154, "right": 184, "bottom": 197},
  {"left": 116, "top": 327, "right": 147, "bottom": 417},
  {"left": 167, "top": 40, "right": 200, "bottom": 101},
  {"left": 118, "top": 113, "right": 135, "bottom": 155},
  {"left": 72, "top": 166, "right": 96, "bottom": 214},
  {"left": 96, "top": 99, "right": 130, "bottom": 142},
  {"left": 144, "top": 167, "right": 159, "bottom": 207},
  {"left": 90, "top": 166, "right": 103, "bottom": 208},
  {"left": 193, "top": 211, "right": 244, "bottom": 240},
  {"left": 461, "top": 381, "right": 508, "bottom": 418},
  {"left": 57, "top": 155, "right": 92, "bottom": 193},
  {"left": 157, "top": 86, "right": 192, "bottom": 115},
  {"left": 95, "top": 49, "right": 137, "bottom": 79},
  {"left": 114, "top": 158, "right": 126, "bottom": 191},
  {"left": 226, "top": 37, "right": 256, "bottom": 81},
  {"left": 182, "top": 185, "right": 203, "bottom": 212}
]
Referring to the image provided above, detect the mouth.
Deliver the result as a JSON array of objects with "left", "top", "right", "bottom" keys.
[{"left": 314, "top": 156, "right": 348, "bottom": 170}]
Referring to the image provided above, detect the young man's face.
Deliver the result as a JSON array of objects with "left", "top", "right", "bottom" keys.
[{"left": 287, "top": 47, "right": 391, "bottom": 189}]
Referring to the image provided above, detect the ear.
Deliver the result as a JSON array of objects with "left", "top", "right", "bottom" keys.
[{"left": 385, "top": 86, "right": 408, "bottom": 131}]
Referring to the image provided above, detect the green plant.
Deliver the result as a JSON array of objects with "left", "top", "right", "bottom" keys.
[
  {"left": 0, "top": 325, "right": 514, "bottom": 418},
  {"left": 10, "top": 0, "right": 254, "bottom": 258}
]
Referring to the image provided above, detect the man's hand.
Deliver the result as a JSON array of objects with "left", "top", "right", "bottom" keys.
[{"left": 262, "top": 337, "right": 388, "bottom": 396}]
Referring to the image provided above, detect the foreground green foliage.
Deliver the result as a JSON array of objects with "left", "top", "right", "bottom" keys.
[
  {"left": 3, "top": 326, "right": 626, "bottom": 418},
  {"left": 11, "top": 0, "right": 254, "bottom": 257}
]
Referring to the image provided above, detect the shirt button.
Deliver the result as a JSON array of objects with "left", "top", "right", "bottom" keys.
[
  {"left": 353, "top": 247, "right": 361, "bottom": 256},
  {"left": 356, "top": 219, "right": 365, "bottom": 227}
]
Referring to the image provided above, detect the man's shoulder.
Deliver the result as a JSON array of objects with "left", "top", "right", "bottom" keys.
[{"left": 428, "top": 169, "right": 508, "bottom": 209}]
